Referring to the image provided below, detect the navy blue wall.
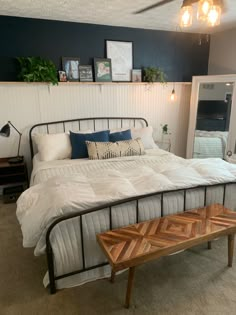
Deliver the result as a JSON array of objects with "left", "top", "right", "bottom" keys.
[{"left": 0, "top": 16, "right": 210, "bottom": 82}]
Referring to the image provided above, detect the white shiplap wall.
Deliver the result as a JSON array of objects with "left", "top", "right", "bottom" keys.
[{"left": 0, "top": 82, "right": 191, "bottom": 171}]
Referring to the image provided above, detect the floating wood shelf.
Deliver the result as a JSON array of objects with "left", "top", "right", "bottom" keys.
[{"left": 0, "top": 81, "right": 191, "bottom": 86}]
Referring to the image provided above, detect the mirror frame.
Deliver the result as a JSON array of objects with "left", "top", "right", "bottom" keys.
[{"left": 186, "top": 74, "right": 236, "bottom": 159}]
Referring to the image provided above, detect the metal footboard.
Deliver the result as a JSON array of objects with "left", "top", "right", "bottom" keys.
[{"left": 46, "top": 182, "right": 236, "bottom": 294}]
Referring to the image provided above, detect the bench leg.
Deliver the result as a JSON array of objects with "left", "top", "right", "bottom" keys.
[
  {"left": 111, "top": 269, "right": 116, "bottom": 283},
  {"left": 228, "top": 234, "right": 235, "bottom": 267},
  {"left": 207, "top": 241, "right": 212, "bottom": 250},
  {"left": 125, "top": 267, "right": 135, "bottom": 308}
]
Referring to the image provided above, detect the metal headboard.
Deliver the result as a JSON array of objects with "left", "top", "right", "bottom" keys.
[{"left": 29, "top": 117, "right": 148, "bottom": 159}]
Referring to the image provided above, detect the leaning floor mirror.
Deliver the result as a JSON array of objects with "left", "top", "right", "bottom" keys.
[{"left": 187, "top": 75, "right": 236, "bottom": 160}]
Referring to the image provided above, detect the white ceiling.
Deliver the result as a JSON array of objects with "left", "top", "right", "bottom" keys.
[{"left": 0, "top": 0, "right": 236, "bottom": 34}]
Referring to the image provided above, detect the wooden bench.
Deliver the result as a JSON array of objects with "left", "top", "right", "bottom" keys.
[{"left": 97, "top": 204, "right": 236, "bottom": 308}]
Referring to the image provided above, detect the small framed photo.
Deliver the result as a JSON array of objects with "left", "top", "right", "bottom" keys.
[
  {"left": 62, "top": 57, "right": 80, "bottom": 81},
  {"left": 94, "top": 58, "right": 112, "bottom": 82},
  {"left": 58, "top": 70, "right": 67, "bottom": 82},
  {"left": 79, "top": 65, "right": 93, "bottom": 82},
  {"left": 132, "top": 69, "right": 142, "bottom": 82}
]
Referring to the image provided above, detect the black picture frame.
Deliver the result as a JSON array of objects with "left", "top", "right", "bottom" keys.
[
  {"left": 62, "top": 57, "right": 80, "bottom": 82},
  {"left": 94, "top": 58, "right": 112, "bottom": 82},
  {"left": 79, "top": 65, "right": 93, "bottom": 82},
  {"left": 106, "top": 40, "right": 133, "bottom": 82}
]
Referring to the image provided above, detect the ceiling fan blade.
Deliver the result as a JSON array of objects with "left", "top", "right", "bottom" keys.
[{"left": 134, "top": 0, "right": 176, "bottom": 14}]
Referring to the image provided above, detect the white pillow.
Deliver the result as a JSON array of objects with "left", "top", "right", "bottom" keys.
[
  {"left": 34, "top": 133, "right": 72, "bottom": 161},
  {"left": 33, "top": 129, "right": 92, "bottom": 161},
  {"left": 131, "top": 126, "right": 157, "bottom": 149}
]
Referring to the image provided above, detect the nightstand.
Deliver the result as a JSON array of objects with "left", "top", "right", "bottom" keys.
[
  {"left": 0, "top": 157, "right": 28, "bottom": 203},
  {"left": 155, "top": 139, "right": 171, "bottom": 152}
]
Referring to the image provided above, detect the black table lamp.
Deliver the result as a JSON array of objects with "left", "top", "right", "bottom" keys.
[{"left": 0, "top": 121, "right": 23, "bottom": 164}]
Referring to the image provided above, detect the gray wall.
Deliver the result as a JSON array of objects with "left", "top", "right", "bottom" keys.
[{"left": 208, "top": 27, "right": 236, "bottom": 75}]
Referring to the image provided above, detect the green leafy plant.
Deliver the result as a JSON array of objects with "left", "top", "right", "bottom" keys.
[
  {"left": 161, "top": 124, "right": 171, "bottom": 135},
  {"left": 17, "top": 57, "right": 58, "bottom": 85},
  {"left": 143, "top": 67, "right": 166, "bottom": 83}
]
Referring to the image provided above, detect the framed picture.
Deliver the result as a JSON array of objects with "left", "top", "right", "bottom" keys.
[
  {"left": 58, "top": 70, "right": 67, "bottom": 82},
  {"left": 62, "top": 57, "right": 80, "bottom": 81},
  {"left": 106, "top": 40, "right": 133, "bottom": 82},
  {"left": 79, "top": 65, "right": 93, "bottom": 82},
  {"left": 94, "top": 58, "right": 112, "bottom": 82},
  {"left": 132, "top": 69, "right": 142, "bottom": 82}
]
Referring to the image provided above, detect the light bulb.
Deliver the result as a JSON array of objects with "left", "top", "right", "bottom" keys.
[
  {"left": 197, "top": 0, "right": 213, "bottom": 21},
  {"left": 170, "top": 89, "right": 176, "bottom": 101},
  {"left": 179, "top": 6, "right": 193, "bottom": 27},
  {"left": 207, "top": 5, "right": 221, "bottom": 26}
]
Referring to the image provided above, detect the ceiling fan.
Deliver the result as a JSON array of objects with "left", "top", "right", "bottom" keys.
[{"left": 134, "top": 0, "right": 225, "bottom": 27}]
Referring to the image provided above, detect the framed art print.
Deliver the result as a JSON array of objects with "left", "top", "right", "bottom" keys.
[
  {"left": 62, "top": 57, "right": 80, "bottom": 81},
  {"left": 106, "top": 40, "right": 133, "bottom": 82},
  {"left": 94, "top": 58, "right": 112, "bottom": 82},
  {"left": 79, "top": 65, "right": 93, "bottom": 82}
]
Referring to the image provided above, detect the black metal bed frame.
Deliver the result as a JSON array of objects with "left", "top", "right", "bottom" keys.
[
  {"left": 29, "top": 117, "right": 148, "bottom": 159},
  {"left": 29, "top": 117, "right": 236, "bottom": 294}
]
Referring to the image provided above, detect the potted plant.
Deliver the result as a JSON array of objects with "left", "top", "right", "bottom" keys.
[
  {"left": 143, "top": 67, "right": 166, "bottom": 83},
  {"left": 17, "top": 56, "right": 58, "bottom": 85},
  {"left": 160, "top": 124, "right": 171, "bottom": 142},
  {"left": 161, "top": 124, "right": 169, "bottom": 135}
]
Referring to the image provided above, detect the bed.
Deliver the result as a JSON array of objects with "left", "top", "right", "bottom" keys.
[
  {"left": 16, "top": 117, "right": 236, "bottom": 294},
  {"left": 193, "top": 130, "right": 228, "bottom": 159}
]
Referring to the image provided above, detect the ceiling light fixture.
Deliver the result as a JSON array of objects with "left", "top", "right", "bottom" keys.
[
  {"left": 197, "top": 0, "right": 212, "bottom": 21},
  {"left": 180, "top": 0, "right": 222, "bottom": 28},
  {"left": 207, "top": 4, "right": 221, "bottom": 26},
  {"left": 180, "top": 5, "right": 193, "bottom": 27}
]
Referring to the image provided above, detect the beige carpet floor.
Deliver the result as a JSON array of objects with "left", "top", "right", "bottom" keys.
[{"left": 1, "top": 201, "right": 236, "bottom": 315}]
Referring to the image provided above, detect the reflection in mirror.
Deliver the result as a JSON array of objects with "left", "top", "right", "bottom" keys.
[{"left": 193, "top": 82, "right": 234, "bottom": 159}]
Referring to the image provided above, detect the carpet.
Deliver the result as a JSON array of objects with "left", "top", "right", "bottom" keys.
[{"left": 1, "top": 201, "right": 236, "bottom": 315}]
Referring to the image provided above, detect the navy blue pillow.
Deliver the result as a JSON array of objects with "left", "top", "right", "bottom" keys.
[
  {"left": 109, "top": 129, "right": 132, "bottom": 142},
  {"left": 70, "top": 130, "right": 110, "bottom": 159}
]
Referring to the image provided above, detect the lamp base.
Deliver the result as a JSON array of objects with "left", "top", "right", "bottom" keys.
[{"left": 8, "top": 156, "right": 24, "bottom": 164}]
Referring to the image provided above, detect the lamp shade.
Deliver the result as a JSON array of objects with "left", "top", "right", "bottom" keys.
[{"left": 0, "top": 123, "right": 10, "bottom": 137}]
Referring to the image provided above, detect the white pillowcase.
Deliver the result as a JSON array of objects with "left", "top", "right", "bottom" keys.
[
  {"left": 34, "top": 133, "right": 72, "bottom": 161},
  {"left": 33, "top": 129, "right": 92, "bottom": 161},
  {"left": 131, "top": 126, "right": 157, "bottom": 149}
]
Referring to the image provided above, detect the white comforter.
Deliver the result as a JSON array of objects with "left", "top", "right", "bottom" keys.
[{"left": 16, "top": 149, "right": 236, "bottom": 254}]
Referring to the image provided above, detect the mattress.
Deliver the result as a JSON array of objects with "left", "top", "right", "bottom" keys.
[{"left": 17, "top": 148, "right": 236, "bottom": 289}]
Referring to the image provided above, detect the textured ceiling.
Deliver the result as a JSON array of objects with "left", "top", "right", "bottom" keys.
[{"left": 0, "top": 0, "right": 236, "bottom": 33}]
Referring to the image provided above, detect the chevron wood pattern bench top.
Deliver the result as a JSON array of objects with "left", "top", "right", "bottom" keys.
[{"left": 97, "top": 204, "right": 236, "bottom": 272}]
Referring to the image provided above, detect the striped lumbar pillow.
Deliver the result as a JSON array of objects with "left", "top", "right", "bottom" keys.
[{"left": 86, "top": 138, "right": 145, "bottom": 160}]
